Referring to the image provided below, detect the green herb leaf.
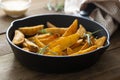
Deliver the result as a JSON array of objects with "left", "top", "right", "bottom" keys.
[
  {"left": 84, "top": 29, "right": 103, "bottom": 46},
  {"left": 91, "top": 29, "right": 103, "bottom": 35},
  {"left": 38, "top": 45, "right": 49, "bottom": 54},
  {"left": 86, "top": 34, "right": 91, "bottom": 46},
  {"left": 39, "top": 29, "right": 53, "bottom": 35},
  {"left": 39, "top": 29, "right": 47, "bottom": 34}
]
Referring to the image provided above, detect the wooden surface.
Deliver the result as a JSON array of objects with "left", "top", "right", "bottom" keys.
[{"left": 0, "top": 0, "right": 120, "bottom": 80}]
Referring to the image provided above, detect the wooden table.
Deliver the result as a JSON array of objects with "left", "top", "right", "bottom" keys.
[{"left": 0, "top": 0, "right": 120, "bottom": 80}]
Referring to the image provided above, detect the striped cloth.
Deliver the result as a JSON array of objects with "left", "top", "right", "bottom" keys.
[{"left": 64, "top": 0, "right": 120, "bottom": 36}]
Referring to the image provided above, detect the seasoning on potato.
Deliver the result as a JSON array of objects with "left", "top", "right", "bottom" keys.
[
  {"left": 12, "top": 19, "right": 107, "bottom": 56},
  {"left": 12, "top": 30, "right": 25, "bottom": 45},
  {"left": 19, "top": 24, "right": 44, "bottom": 36}
]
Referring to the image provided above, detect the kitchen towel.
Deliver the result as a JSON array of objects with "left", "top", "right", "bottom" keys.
[{"left": 64, "top": 0, "right": 120, "bottom": 36}]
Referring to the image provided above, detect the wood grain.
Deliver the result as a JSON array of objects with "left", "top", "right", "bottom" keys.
[
  {"left": 0, "top": 47, "right": 120, "bottom": 80},
  {"left": 0, "top": 34, "right": 12, "bottom": 56},
  {"left": 0, "top": 9, "right": 15, "bottom": 34},
  {"left": 108, "top": 28, "right": 120, "bottom": 50}
]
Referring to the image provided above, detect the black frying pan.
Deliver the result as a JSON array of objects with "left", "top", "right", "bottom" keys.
[{"left": 6, "top": 4, "right": 110, "bottom": 73}]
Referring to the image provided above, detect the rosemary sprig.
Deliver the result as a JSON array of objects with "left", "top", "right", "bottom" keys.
[
  {"left": 39, "top": 29, "right": 52, "bottom": 34},
  {"left": 91, "top": 29, "right": 103, "bottom": 35},
  {"left": 38, "top": 45, "right": 58, "bottom": 55},
  {"left": 39, "top": 29, "right": 53, "bottom": 35},
  {"left": 38, "top": 45, "right": 49, "bottom": 54},
  {"left": 84, "top": 29, "right": 102, "bottom": 46},
  {"left": 39, "top": 29, "right": 47, "bottom": 34},
  {"left": 85, "top": 33, "right": 91, "bottom": 45}
]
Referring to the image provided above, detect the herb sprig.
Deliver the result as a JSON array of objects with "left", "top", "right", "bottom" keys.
[
  {"left": 38, "top": 45, "right": 49, "bottom": 54},
  {"left": 38, "top": 45, "right": 57, "bottom": 55},
  {"left": 84, "top": 29, "right": 102, "bottom": 45}
]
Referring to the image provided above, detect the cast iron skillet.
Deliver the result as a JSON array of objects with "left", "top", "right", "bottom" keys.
[{"left": 6, "top": 4, "right": 110, "bottom": 73}]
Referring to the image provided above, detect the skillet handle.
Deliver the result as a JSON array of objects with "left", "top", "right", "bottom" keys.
[{"left": 80, "top": 3, "right": 96, "bottom": 17}]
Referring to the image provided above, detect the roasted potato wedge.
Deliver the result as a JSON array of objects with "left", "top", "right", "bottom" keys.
[
  {"left": 37, "top": 33, "right": 51, "bottom": 39},
  {"left": 47, "top": 21, "right": 57, "bottom": 28},
  {"left": 12, "top": 30, "right": 25, "bottom": 45},
  {"left": 95, "top": 36, "right": 106, "bottom": 48},
  {"left": 80, "top": 42, "right": 89, "bottom": 50},
  {"left": 22, "top": 47, "right": 30, "bottom": 52},
  {"left": 71, "top": 39, "right": 83, "bottom": 49},
  {"left": 47, "top": 45, "right": 62, "bottom": 55},
  {"left": 34, "top": 36, "right": 46, "bottom": 48},
  {"left": 69, "top": 45, "right": 97, "bottom": 56},
  {"left": 40, "top": 28, "right": 67, "bottom": 35},
  {"left": 19, "top": 25, "right": 44, "bottom": 36},
  {"left": 24, "top": 39, "right": 39, "bottom": 52},
  {"left": 62, "top": 19, "right": 78, "bottom": 37},
  {"left": 39, "top": 34, "right": 59, "bottom": 45},
  {"left": 67, "top": 47, "right": 74, "bottom": 55}
]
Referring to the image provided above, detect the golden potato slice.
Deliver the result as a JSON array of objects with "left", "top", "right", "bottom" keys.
[
  {"left": 27, "top": 33, "right": 51, "bottom": 42},
  {"left": 37, "top": 33, "right": 51, "bottom": 39},
  {"left": 27, "top": 36, "right": 35, "bottom": 42},
  {"left": 70, "top": 39, "right": 83, "bottom": 49},
  {"left": 24, "top": 39, "right": 39, "bottom": 52},
  {"left": 62, "top": 19, "right": 78, "bottom": 37},
  {"left": 77, "top": 24, "right": 86, "bottom": 38},
  {"left": 69, "top": 45, "right": 97, "bottom": 56},
  {"left": 80, "top": 42, "right": 89, "bottom": 50},
  {"left": 39, "top": 34, "right": 59, "bottom": 45},
  {"left": 22, "top": 41, "right": 28, "bottom": 47},
  {"left": 34, "top": 36, "right": 46, "bottom": 48},
  {"left": 90, "top": 36, "right": 95, "bottom": 45},
  {"left": 47, "top": 21, "right": 57, "bottom": 28},
  {"left": 48, "top": 26, "right": 84, "bottom": 50},
  {"left": 67, "top": 47, "right": 74, "bottom": 55},
  {"left": 19, "top": 25, "right": 44, "bottom": 36},
  {"left": 40, "top": 28, "right": 67, "bottom": 35},
  {"left": 22, "top": 47, "right": 30, "bottom": 52},
  {"left": 12, "top": 30, "right": 25, "bottom": 45},
  {"left": 95, "top": 36, "right": 107, "bottom": 48},
  {"left": 47, "top": 45, "right": 66, "bottom": 56},
  {"left": 72, "top": 45, "right": 83, "bottom": 53},
  {"left": 47, "top": 45, "right": 61, "bottom": 56}
]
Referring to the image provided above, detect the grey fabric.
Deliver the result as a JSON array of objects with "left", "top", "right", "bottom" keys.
[{"left": 64, "top": 0, "right": 120, "bottom": 36}]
